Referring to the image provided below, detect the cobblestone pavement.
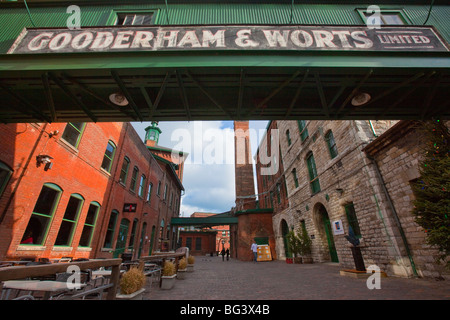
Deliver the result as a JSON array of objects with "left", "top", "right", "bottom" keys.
[{"left": 143, "top": 256, "right": 450, "bottom": 300}]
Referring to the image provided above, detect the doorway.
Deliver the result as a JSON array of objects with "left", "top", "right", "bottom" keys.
[
  {"left": 318, "top": 204, "right": 339, "bottom": 263},
  {"left": 281, "top": 219, "right": 290, "bottom": 258},
  {"left": 113, "top": 218, "right": 130, "bottom": 258}
]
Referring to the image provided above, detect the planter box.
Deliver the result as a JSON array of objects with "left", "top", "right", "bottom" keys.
[
  {"left": 161, "top": 274, "right": 177, "bottom": 289},
  {"left": 286, "top": 258, "right": 293, "bottom": 264},
  {"left": 302, "top": 256, "right": 313, "bottom": 264},
  {"left": 187, "top": 264, "right": 194, "bottom": 272},
  {"left": 177, "top": 268, "right": 187, "bottom": 280},
  {"left": 116, "top": 288, "right": 145, "bottom": 300}
]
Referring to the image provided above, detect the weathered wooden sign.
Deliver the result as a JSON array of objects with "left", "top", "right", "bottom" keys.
[{"left": 8, "top": 25, "right": 448, "bottom": 54}]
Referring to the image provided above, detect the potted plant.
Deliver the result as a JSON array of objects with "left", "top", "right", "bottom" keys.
[
  {"left": 161, "top": 260, "right": 177, "bottom": 289},
  {"left": 177, "top": 257, "right": 187, "bottom": 280},
  {"left": 286, "top": 230, "right": 302, "bottom": 263},
  {"left": 187, "top": 255, "right": 195, "bottom": 272},
  {"left": 116, "top": 267, "right": 146, "bottom": 300},
  {"left": 299, "top": 224, "right": 313, "bottom": 263}
]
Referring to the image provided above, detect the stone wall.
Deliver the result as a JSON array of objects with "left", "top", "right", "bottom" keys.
[{"left": 274, "top": 119, "right": 422, "bottom": 277}]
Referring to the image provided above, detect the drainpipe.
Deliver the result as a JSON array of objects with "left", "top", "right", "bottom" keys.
[{"left": 368, "top": 156, "right": 419, "bottom": 277}]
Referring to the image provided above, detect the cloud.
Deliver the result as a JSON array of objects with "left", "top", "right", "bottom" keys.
[{"left": 131, "top": 120, "right": 268, "bottom": 217}]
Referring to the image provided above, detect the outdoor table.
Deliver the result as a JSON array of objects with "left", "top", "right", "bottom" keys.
[
  {"left": 91, "top": 269, "right": 124, "bottom": 278},
  {"left": 2, "top": 280, "right": 86, "bottom": 300}
]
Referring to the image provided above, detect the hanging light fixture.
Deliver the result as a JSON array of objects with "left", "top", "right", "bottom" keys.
[
  {"left": 109, "top": 92, "right": 129, "bottom": 106},
  {"left": 351, "top": 92, "right": 371, "bottom": 106}
]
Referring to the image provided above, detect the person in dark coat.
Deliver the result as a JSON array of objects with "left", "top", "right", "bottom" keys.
[
  {"left": 226, "top": 249, "right": 230, "bottom": 261},
  {"left": 220, "top": 248, "right": 225, "bottom": 261}
]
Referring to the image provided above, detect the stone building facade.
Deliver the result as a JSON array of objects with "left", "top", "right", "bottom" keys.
[{"left": 268, "top": 119, "right": 449, "bottom": 279}]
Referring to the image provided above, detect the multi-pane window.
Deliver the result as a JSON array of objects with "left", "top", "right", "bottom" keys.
[
  {"left": 129, "top": 218, "right": 139, "bottom": 250},
  {"left": 292, "top": 168, "right": 299, "bottom": 188},
  {"left": 101, "top": 141, "right": 116, "bottom": 173},
  {"left": 130, "top": 166, "right": 139, "bottom": 192},
  {"left": 116, "top": 13, "right": 154, "bottom": 26},
  {"left": 55, "top": 194, "right": 84, "bottom": 246},
  {"left": 325, "top": 130, "right": 338, "bottom": 159},
  {"left": 119, "top": 157, "right": 130, "bottom": 185},
  {"left": 157, "top": 181, "right": 161, "bottom": 196},
  {"left": 79, "top": 202, "right": 100, "bottom": 247},
  {"left": 297, "top": 120, "right": 308, "bottom": 141},
  {"left": 345, "top": 203, "right": 362, "bottom": 238},
  {"left": 103, "top": 210, "right": 118, "bottom": 248},
  {"left": 0, "top": 161, "right": 13, "bottom": 198},
  {"left": 163, "top": 184, "right": 168, "bottom": 200},
  {"left": 146, "top": 183, "right": 153, "bottom": 203},
  {"left": 362, "top": 10, "right": 408, "bottom": 25},
  {"left": 138, "top": 174, "right": 146, "bottom": 198},
  {"left": 286, "top": 130, "right": 291, "bottom": 146},
  {"left": 21, "top": 183, "right": 62, "bottom": 245},
  {"left": 306, "top": 152, "right": 320, "bottom": 194},
  {"left": 195, "top": 237, "right": 202, "bottom": 250},
  {"left": 61, "top": 122, "right": 85, "bottom": 148},
  {"left": 186, "top": 237, "right": 192, "bottom": 250}
]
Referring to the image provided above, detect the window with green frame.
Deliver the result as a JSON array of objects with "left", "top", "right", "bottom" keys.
[
  {"left": 276, "top": 183, "right": 281, "bottom": 204},
  {"left": 55, "top": 194, "right": 84, "bottom": 246},
  {"left": 130, "top": 166, "right": 139, "bottom": 192},
  {"left": 286, "top": 129, "right": 291, "bottom": 146},
  {"left": 297, "top": 120, "right": 308, "bottom": 141},
  {"left": 103, "top": 210, "right": 119, "bottom": 248},
  {"left": 119, "top": 156, "right": 130, "bottom": 185},
  {"left": 112, "top": 10, "right": 157, "bottom": 26},
  {"left": 292, "top": 168, "right": 299, "bottom": 188},
  {"left": 345, "top": 203, "right": 362, "bottom": 238},
  {"left": 156, "top": 181, "right": 161, "bottom": 196},
  {"left": 138, "top": 174, "right": 146, "bottom": 198},
  {"left": 21, "top": 183, "right": 62, "bottom": 245},
  {"left": 61, "top": 122, "right": 85, "bottom": 148},
  {"left": 79, "top": 201, "right": 100, "bottom": 247},
  {"left": 325, "top": 130, "right": 338, "bottom": 159},
  {"left": 101, "top": 140, "right": 116, "bottom": 173},
  {"left": 146, "top": 182, "right": 153, "bottom": 203},
  {"left": 0, "top": 161, "right": 13, "bottom": 198},
  {"left": 129, "top": 218, "right": 139, "bottom": 250},
  {"left": 306, "top": 152, "right": 320, "bottom": 194},
  {"left": 358, "top": 9, "right": 411, "bottom": 25}
]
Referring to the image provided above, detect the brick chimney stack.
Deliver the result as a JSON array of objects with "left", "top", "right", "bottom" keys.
[{"left": 234, "top": 121, "right": 256, "bottom": 210}]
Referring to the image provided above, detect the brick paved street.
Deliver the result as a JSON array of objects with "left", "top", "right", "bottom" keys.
[{"left": 143, "top": 256, "right": 450, "bottom": 300}]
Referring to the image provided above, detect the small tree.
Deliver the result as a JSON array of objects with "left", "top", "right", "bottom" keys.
[
  {"left": 299, "top": 223, "right": 312, "bottom": 256},
  {"left": 411, "top": 120, "right": 450, "bottom": 268},
  {"left": 286, "top": 230, "right": 302, "bottom": 261}
]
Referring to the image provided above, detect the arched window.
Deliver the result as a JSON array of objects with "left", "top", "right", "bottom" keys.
[
  {"left": 55, "top": 193, "right": 84, "bottom": 246},
  {"left": 286, "top": 129, "right": 291, "bottom": 146},
  {"left": 0, "top": 161, "right": 13, "bottom": 198},
  {"left": 130, "top": 166, "right": 139, "bottom": 192},
  {"left": 306, "top": 152, "right": 320, "bottom": 194},
  {"left": 119, "top": 156, "right": 130, "bottom": 185},
  {"left": 103, "top": 210, "right": 119, "bottom": 248},
  {"left": 325, "top": 130, "right": 338, "bottom": 159},
  {"left": 138, "top": 174, "right": 146, "bottom": 198},
  {"left": 101, "top": 140, "right": 116, "bottom": 173},
  {"left": 79, "top": 201, "right": 100, "bottom": 247},
  {"left": 21, "top": 183, "right": 62, "bottom": 245}
]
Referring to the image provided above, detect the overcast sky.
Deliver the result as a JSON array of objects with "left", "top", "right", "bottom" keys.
[{"left": 131, "top": 120, "right": 268, "bottom": 217}]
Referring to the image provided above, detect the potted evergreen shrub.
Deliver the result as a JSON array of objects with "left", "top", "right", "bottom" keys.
[
  {"left": 161, "top": 260, "right": 177, "bottom": 289},
  {"left": 116, "top": 267, "right": 146, "bottom": 300},
  {"left": 286, "top": 230, "right": 302, "bottom": 263},
  {"left": 300, "top": 224, "right": 313, "bottom": 263},
  {"left": 187, "top": 255, "right": 195, "bottom": 272},
  {"left": 177, "top": 257, "right": 187, "bottom": 280}
]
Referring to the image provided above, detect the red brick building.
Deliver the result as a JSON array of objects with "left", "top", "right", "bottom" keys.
[{"left": 0, "top": 121, "right": 184, "bottom": 262}]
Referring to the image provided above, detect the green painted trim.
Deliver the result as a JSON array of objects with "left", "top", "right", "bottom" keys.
[
  {"left": 235, "top": 208, "right": 273, "bottom": 215},
  {"left": 1, "top": 51, "right": 450, "bottom": 72}
]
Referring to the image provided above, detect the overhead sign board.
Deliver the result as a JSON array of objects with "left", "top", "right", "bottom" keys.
[{"left": 8, "top": 25, "right": 448, "bottom": 54}]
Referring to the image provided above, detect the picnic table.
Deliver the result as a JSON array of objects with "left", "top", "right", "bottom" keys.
[{"left": 2, "top": 280, "right": 86, "bottom": 300}]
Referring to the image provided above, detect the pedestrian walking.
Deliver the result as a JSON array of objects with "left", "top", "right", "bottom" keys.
[
  {"left": 221, "top": 248, "right": 225, "bottom": 261},
  {"left": 251, "top": 240, "right": 258, "bottom": 263},
  {"left": 226, "top": 248, "right": 230, "bottom": 261}
]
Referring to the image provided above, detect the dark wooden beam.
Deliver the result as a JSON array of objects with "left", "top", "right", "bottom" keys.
[
  {"left": 284, "top": 69, "right": 309, "bottom": 118},
  {"left": 48, "top": 72, "right": 98, "bottom": 122}
]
